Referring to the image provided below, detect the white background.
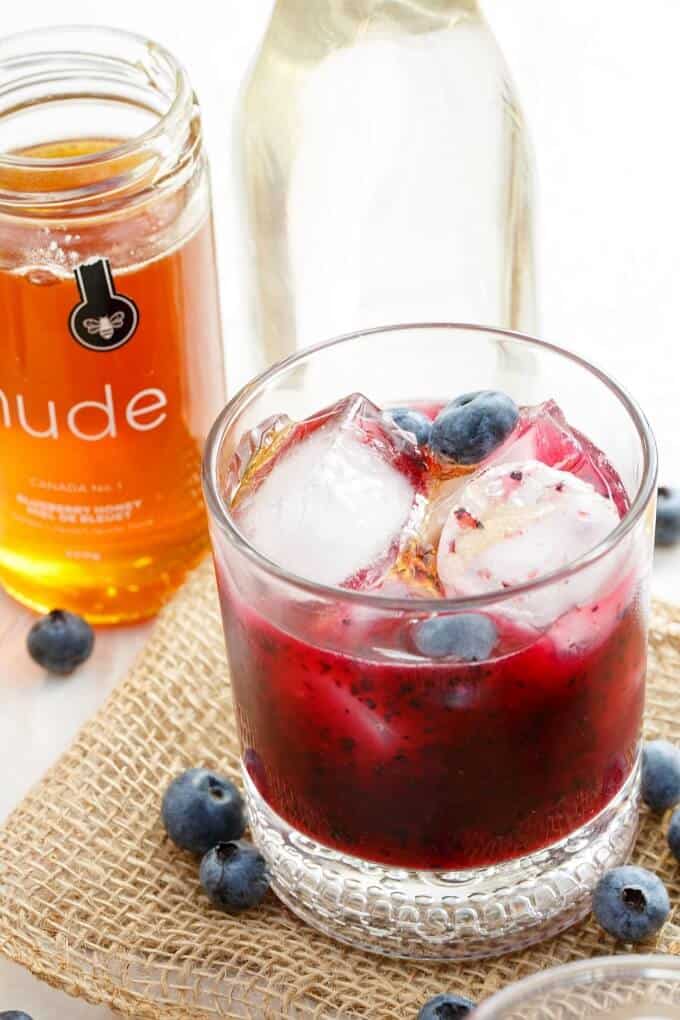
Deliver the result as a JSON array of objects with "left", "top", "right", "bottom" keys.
[{"left": 2, "top": 1, "right": 680, "bottom": 1015}]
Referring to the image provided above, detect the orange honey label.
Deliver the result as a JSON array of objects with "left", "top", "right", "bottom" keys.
[{"left": 0, "top": 138, "right": 225, "bottom": 617}]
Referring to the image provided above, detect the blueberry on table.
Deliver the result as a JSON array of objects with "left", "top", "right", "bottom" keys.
[
  {"left": 593, "top": 866, "right": 670, "bottom": 942},
  {"left": 200, "top": 841, "right": 270, "bottom": 913},
  {"left": 413, "top": 613, "right": 498, "bottom": 661},
  {"left": 430, "top": 390, "right": 519, "bottom": 465},
  {"left": 656, "top": 487, "right": 680, "bottom": 547},
  {"left": 417, "top": 993, "right": 476, "bottom": 1020},
  {"left": 162, "top": 768, "right": 246, "bottom": 854},
  {"left": 641, "top": 740, "right": 680, "bottom": 812},
  {"left": 668, "top": 808, "right": 680, "bottom": 861},
  {"left": 26, "top": 609, "right": 94, "bottom": 676},
  {"left": 0, "top": 1013, "right": 34, "bottom": 1019},
  {"left": 386, "top": 407, "right": 432, "bottom": 447}
]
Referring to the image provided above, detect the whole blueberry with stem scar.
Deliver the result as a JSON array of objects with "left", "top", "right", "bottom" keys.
[
  {"left": 593, "top": 866, "right": 670, "bottom": 942},
  {"left": 200, "top": 841, "right": 270, "bottom": 913},
  {"left": 162, "top": 768, "right": 246, "bottom": 855},
  {"left": 27, "top": 609, "right": 94, "bottom": 676},
  {"left": 417, "top": 993, "right": 476, "bottom": 1020}
]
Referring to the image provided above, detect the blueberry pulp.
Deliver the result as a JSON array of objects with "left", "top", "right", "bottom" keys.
[
  {"left": 412, "top": 613, "right": 498, "bottom": 661},
  {"left": 430, "top": 390, "right": 519, "bottom": 465},
  {"left": 386, "top": 407, "right": 432, "bottom": 447},
  {"left": 656, "top": 487, "right": 680, "bottom": 547},
  {"left": 641, "top": 740, "right": 680, "bottom": 812},
  {"left": 668, "top": 808, "right": 680, "bottom": 861},
  {"left": 162, "top": 768, "right": 246, "bottom": 855},
  {"left": 229, "top": 581, "right": 645, "bottom": 870},
  {"left": 199, "top": 841, "right": 270, "bottom": 912},
  {"left": 417, "top": 993, "right": 476, "bottom": 1020},
  {"left": 593, "top": 866, "right": 670, "bottom": 941},
  {"left": 26, "top": 609, "right": 94, "bottom": 676}
]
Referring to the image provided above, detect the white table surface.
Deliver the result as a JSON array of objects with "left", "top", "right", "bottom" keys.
[{"left": 2, "top": 0, "right": 680, "bottom": 1015}]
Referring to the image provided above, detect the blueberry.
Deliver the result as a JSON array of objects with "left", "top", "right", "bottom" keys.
[
  {"left": 0, "top": 1013, "right": 34, "bottom": 1020},
  {"left": 387, "top": 407, "right": 432, "bottom": 446},
  {"left": 668, "top": 808, "right": 680, "bottom": 861},
  {"left": 200, "top": 840, "right": 270, "bottom": 913},
  {"left": 593, "top": 865, "right": 670, "bottom": 942},
  {"left": 656, "top": 487, "right": 680, "bottom": 547},
  {"left": 417, "top": 993, "right": 476, "bottom": 1020},
  {"left": 641, "top": 740, "right": 680, "bottom": 812},
  {"left": 431, "top": 390, "right": 519, "bottom": 465},
  {"left": 26, "top": 609, "right": 94, "bottom": 676},
  {"left": 162, "top": 768, "right": 246, "bottom": 854},
  {"left": 413, "top": 613, "right": 497, "bottom": 661}
]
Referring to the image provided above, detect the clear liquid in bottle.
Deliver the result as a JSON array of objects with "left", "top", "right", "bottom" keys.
[{"left": 238, "top": 0, "right": 536, "bottom": 368}]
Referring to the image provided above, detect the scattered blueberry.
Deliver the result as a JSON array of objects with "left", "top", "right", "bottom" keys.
[
  {"left": 656, "top": 487, "right": 680, "bottom": 547},
  {"left": 641, "top": 740, "right": 680, "bottom": 812},
  {"left": 668, "top": 808, "right": 680, "bottom": 861},
  {"left": 413, "top": 613, "right": 497, "bottom": 661},
  {"left": 387, "top": 407, "right": 432, "bottom": 447},
  {"left": 593, "top": 865, "right": 670, "bottom": 942},
  {"left": 162, "top": 768, "right": 246, "bottom": 855},
  {"left": 0, "top": 1013, "right": 34, "bottom": 1020},
  {"left": 200, "top": 840, "right": 270, "bottom": 913},
  {"left": 430, "top": 390, "right": 519, "bottom": 465},
  {"left": 417, "top": 993, "right": 476, "bottom": 1020},
  {"left": 27, "top": 609, "right": 94, "bottom": 676}
]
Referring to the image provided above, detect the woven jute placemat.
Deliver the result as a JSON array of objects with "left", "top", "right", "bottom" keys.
[{"left": 1, "top": 560, "right": 680, "bottom": 1019}]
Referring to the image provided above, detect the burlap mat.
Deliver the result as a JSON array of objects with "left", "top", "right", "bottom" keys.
[{"left": 1, "top": 560, "right": 680, "bottom": 1020}]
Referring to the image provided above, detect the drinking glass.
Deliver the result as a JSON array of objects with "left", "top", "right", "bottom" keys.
[
  {"left": 473, "top": 955, "right": 680, "bottom": 1019},
  {"left": 203, "top": 324, "right": 657, "bottom": 959}
]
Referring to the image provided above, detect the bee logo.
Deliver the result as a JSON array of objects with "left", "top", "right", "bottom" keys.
[
  {"left": 82, "top": 311, "right": 127, "bottom": 341},
  {"left": 69, "top": 258, "right": 139, "bottom": 352}
]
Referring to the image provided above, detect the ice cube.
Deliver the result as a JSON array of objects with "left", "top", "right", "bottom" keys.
[
  {"left": 489, "top": 400, "right": 629, "bottom": 515},
  {"left": 224, "top": 412, "right": 293, "bottom": 501},
  {"left": 421, "top": 470, "right": 474, "bottom": 547},
  {"left": 231, "top": 394, "right": 427, "bottom": 588},
  {"left": 436, "top": 459, "right": 622, "bottom": 627},
  {"left": 422, "top": 398, "right": 628, "bottom": 551}
]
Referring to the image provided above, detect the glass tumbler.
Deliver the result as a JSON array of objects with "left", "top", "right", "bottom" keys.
[
  {"left": 203, "top": 324, "right": 657, "bottom": 960},
  {"left": 0, "top": 27, "right": 225, "bottom": 623},
  {"left": 473, "top": 955, "right": 680, "bottom": 1019}
]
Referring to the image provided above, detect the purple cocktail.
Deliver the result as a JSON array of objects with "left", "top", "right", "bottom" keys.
[{"left": 204, "top": 325, "right": 656, "bottom": 959}]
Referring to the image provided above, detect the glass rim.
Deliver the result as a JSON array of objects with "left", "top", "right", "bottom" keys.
[
  {"left": 471, "top": 953, "right": 680, "bottom": 1017},
  {"left": 0, "top": 25, "right": 194, "bottom": 203},
  {"left": 203, "top": 322, "right": 658, "bottom": 613}
]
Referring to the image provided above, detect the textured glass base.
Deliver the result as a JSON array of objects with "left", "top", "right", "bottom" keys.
[{"left": 243, "top": 765, "right": 640, "bottom": 960}]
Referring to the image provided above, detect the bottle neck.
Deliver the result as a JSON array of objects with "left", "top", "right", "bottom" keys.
[
  {"left": 268, "top": 0, "right": 481, "bottom": 53},
  {"left": 276, "top": 0, "right": 479, "bottom": 13}
]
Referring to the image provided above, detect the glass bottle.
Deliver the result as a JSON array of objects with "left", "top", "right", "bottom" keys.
[
  {"left": 237, "top": 0, "right": 536, "bottom": 370},
  {"left": 0, "top": 27, "right": 225, "bottom": 624}
]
